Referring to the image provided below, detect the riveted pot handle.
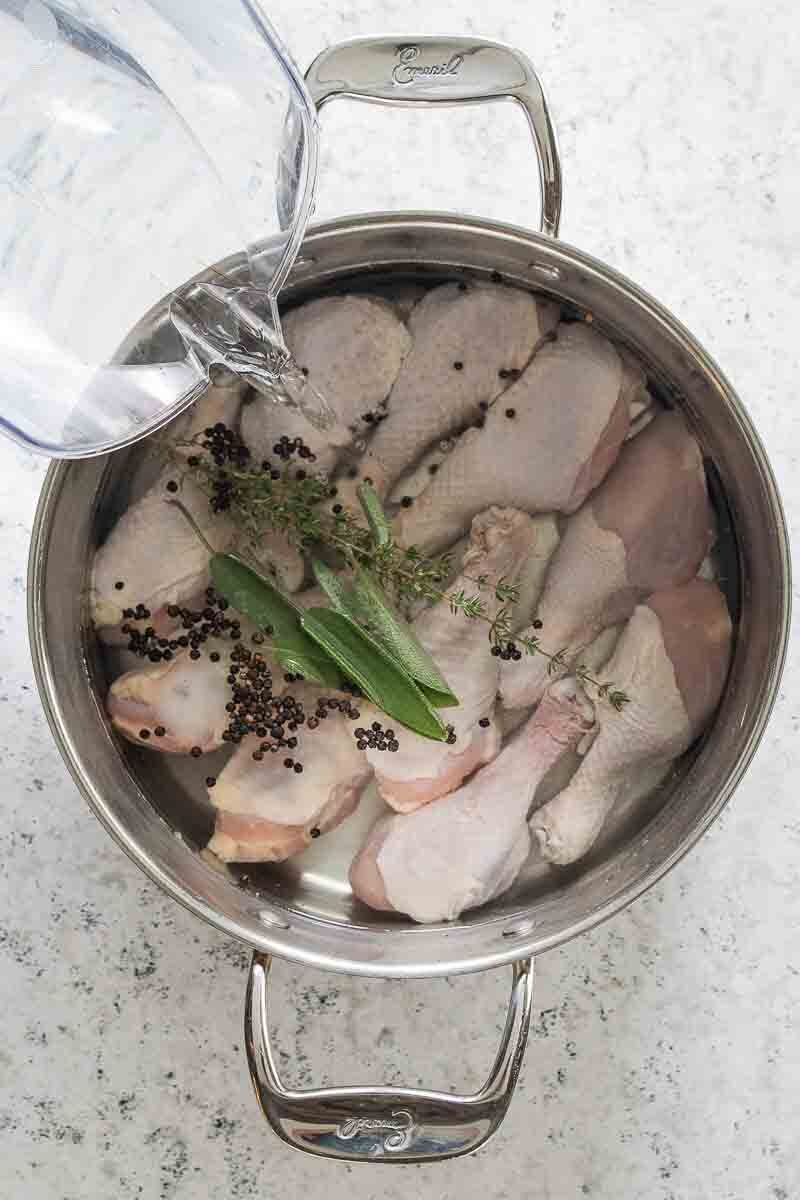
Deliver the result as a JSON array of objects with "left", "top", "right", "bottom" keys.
[
  {"left": 305, "top": 36, "right": 562, "bottom": 238},
  {"left": 245, "top": 952, "right": 534, "bottom": 1163}
]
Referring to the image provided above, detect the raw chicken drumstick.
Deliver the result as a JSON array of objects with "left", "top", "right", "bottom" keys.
[
  {"left": 394, "top": 322, "right": 636, "bottom": 553},
  {"left": 510, "top": 514, "right": 561, "bottom": 633},
  {"left": 403, "top": 512, "right": 560, "bottom": 625},
  {"left": 532, "top": 578, "right": 732, "bottom": 865},
  {"left": 90, "top": 380, "right": 248, "bottom": 642},
  {"left": 340, "top": 283, "right": 558, "bottom": 504},
  {"left": 501, "top": 410, "right": 715, "bottom": 709},
  {"left": 350, "top": 677, "right": 596, "bottom": 923},
  {"left": 91, "top": 470, "right": 234, "bottom": 643},
  {"left": 240, "top": 294, "right": 411, "bottom": 475},
  {"left": 207, "top": 685, "right": 372, "bottom": 863},
  {"left": 364, "top": 507, "right": 540, "bottom": 813}
]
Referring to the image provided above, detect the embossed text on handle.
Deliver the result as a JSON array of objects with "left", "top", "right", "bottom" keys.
[
  {"left": 336, "top": 1109, "right": 416, "bottom": 1152},
  {"left": 392, "top": 45, "right": 465, "bottom": 86}
]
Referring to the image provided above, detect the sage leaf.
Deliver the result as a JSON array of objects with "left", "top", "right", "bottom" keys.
[
  {"left": 300, "top": 608, "right": 449, "bottom": 741},
  {"left": 350, "top": 568, "right": 459, "bottom": 707},
  {"left": 356, "top": 480, "right": 391, "bottom": 547},
  {"left": 310, "top": 557, "right": 353, "bottom": 615},
  {"left": 210, "top": 554, "right": 341, "bottom": 687}
]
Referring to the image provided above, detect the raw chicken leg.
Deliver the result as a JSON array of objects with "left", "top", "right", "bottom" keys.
[
  {"left": 347, "top": 284, "right": 558, "bottom": 502},
  {"left": 395, "top": 322, "right": 635, "bottom": 553},
  {"left": 501, "top": 411, "right": 715, "bottom": 709},
  {"left": 207, "top": 686, "right": 372, "bottom": 862},
  {"left": 109, "top": 649, "right": 231, "bottom": 754},
  {"left": 239, "top": 529, "right": 306, "bottom": 594},
  {"left": 91, "top": 469, "right": 234, "bottom": 643},
  {"left": 499, "top": 622, "right": 622, "bottom": 742},
  {"left": 350, "top": 677, "right": 595, "bottom": 922},
  {"left": 403, "top": 512, "right": 559, "bottom": 625},
  {"left": 240, "top": 294, "right": 411, "bottom": 473},
  {"left": 107, "top": 624, "right": 280, "bottom": 754},
  {"left": 532, "top": 578, "right": 732, "bottom": 865},
  {"left": 510, "top": 515, "right": 561, "bottom": 633},
  {"left": 388, "top": 440, "right": 454, "bottom": 506},
  {"left": 364, "top": 507, "right": 540, "bottom": 813},
  {"left": 91, "top": 376, "right": 247, "bottom": 641}
]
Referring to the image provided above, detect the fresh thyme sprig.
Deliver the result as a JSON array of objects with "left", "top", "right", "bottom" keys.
[
  {"left": 441, "top": 579, "right": 629, "bottom": 710},
  {"left": 173, "top": 430, "right": 629, "bottom": 709}
]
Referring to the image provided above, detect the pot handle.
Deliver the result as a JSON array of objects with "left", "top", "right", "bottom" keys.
[
  {"left": 305, "top": 36, "right": 562, "bottom": 238},
  {"left": 245, "top": 952, "right": 534, "bottom": 1163}
]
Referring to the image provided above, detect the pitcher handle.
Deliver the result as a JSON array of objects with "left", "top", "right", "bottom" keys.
[
  {"left": 245, "top": 952, "right": 534, "bottom": 1163},
  {"left": 305, "top": 36, "right": 562, "bottom": 238}
]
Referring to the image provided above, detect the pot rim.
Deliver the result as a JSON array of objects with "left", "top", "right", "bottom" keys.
[{"left": 28, "top": 211, "right": 791, "bottom": 977}]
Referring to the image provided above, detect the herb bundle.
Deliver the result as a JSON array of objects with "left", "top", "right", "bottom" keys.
[{"left": 172, "top": 423, "right": 630, "bottom": 722}]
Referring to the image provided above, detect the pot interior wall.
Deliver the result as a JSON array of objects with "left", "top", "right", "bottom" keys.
[{"left": 30, "top": 217, "right": 788, "bottom": 975}]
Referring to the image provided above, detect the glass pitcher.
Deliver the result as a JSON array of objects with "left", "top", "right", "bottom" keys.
[{"left": 0, "top": 0, "right": 320, "bottom": 457}]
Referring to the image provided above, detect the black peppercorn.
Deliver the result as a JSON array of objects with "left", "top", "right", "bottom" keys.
[
  {"left": 400, "top": 495, "right": 414, "bottom": 508},
  {"left": 166, "top": 480, "right": 178, "bottom": 493}
]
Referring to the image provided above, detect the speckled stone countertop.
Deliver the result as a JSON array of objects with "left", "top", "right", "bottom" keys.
[{"left": 1, "top": 2, "right": 798, "bottom": 1197}]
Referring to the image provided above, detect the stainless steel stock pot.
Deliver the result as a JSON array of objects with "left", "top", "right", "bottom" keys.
[{"left": 27, "top": 37, "right": 790, "bottom": 1163}]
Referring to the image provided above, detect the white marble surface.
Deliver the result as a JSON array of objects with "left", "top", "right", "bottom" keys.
[{"left": 1, "top": 2, "right": 798, "bottom": 1196}]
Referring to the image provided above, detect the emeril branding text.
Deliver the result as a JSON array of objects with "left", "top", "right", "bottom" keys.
[{"left": 392, "top": 45, "right": 464, "bottom": 86}]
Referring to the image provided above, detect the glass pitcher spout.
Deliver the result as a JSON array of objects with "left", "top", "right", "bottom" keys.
[{"left": 171, "top": 283, "right": 337, "bottom": 434}]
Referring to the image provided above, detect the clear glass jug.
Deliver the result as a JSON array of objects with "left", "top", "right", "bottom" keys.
[{"left": 0, "top": 0, "right": 319, "bottom": 456}]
